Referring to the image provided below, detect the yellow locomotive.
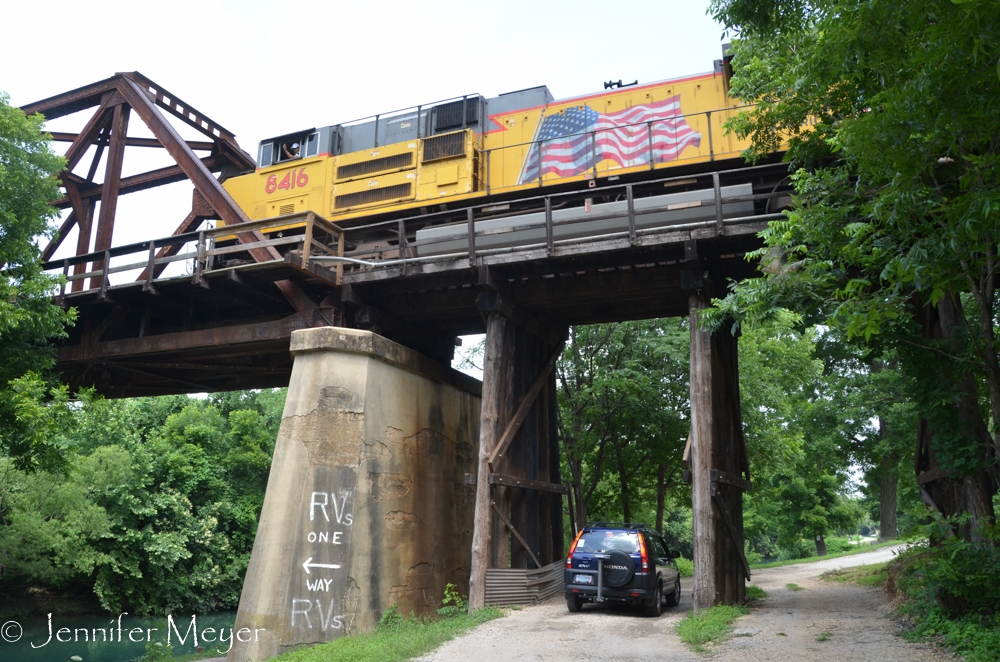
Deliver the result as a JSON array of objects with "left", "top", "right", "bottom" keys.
[{"left": 221, "top": 53, "right": 752, "bottom": 231}]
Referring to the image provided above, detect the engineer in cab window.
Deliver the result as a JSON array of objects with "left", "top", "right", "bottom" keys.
[{"left": 282, "top": 141, "right": 300, "bottom": 160}]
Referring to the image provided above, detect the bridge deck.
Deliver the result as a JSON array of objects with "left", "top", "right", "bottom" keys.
[{"left": 49, "top": 162, "right": 785, "bottom": 396}]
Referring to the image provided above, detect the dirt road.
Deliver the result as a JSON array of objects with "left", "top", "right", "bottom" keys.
[{"left": 417, "top": 546, "right": 949, "bottom": 662}]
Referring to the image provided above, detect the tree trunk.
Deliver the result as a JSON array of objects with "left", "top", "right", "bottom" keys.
[
  {"left": 656, "top": 463, "right": 666, "bottom": 535},
  {"left": 878, "top": 417, "right": 899, "bottom": 540},
  {"left": 468, "top": 313, "right": 506, "bottom": 609},
  {"left": 814, "top": 534, "right": 827, "bottom": 557},
  {"left": 879, "top": 473, "right": 898, "bottom": 540},
  {"left": 614, "top": 443, "right": 631, "bottom": 524}
]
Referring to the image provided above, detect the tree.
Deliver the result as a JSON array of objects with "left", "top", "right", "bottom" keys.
[
  {"left": 557, "top": 320, "right": 689, "bottom": 530},
  {"left": 0, "top": 93, "right": 75, "bottom": 471},
  {"left": 0, "top": 389, "right": 286, "bottom": 615},
  {"left": 707, "top": 0, "right": 1000, "bottom": 533}
]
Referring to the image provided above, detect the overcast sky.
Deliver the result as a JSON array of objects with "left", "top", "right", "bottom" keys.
[{"left": 3, "top": 0, "right": 729, "bottom": 372}]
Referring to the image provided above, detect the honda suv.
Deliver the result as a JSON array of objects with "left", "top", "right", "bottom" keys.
[{"left": 564, "top": 522, "right": 682, "bottom": 616}]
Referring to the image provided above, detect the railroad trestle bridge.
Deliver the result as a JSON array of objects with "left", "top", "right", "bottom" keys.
[{"left": 25, "top": 72, "right": 790, "bottom": 661}]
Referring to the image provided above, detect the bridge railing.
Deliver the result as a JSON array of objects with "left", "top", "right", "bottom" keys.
[
  {"left": 42, "top": 164, "right": 789, "bottom": 296},
  {"left": 42, "top": 212, "right": 345, "bottom": 299}
]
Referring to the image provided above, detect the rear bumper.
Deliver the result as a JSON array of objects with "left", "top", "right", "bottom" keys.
[{"left": 565, "top": 570, "right": 652, "bottom": 604}]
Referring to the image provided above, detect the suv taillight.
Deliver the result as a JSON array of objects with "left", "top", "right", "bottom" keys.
[
  {"left": 638, "top": 533, "right": 649, "bottom": 571},
  {"left": 566, "top": 530, "right": 584, "bottom": 569}
]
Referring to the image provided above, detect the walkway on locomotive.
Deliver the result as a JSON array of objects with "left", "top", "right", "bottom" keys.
[{"left": 220, "top": 56, "right": 751, "bottom": 233}]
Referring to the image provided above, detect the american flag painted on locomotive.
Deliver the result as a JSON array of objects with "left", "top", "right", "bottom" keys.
[{"left": 518, "top": 96, "right": 701, "bottom": 184}]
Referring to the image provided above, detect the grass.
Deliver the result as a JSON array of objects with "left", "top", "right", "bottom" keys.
[
  {"left": 785, "top": 583, "right": 804, "bottom": 591},
  {"left": 816, "top": 631, "right": 832, "bottom": 641},
  {"left": 821, "top": 561, "right": 890, "bottom": 587},
  {"left": 744, "top": 586, "right": 767, "bottom": 603},
  {"left": 750, "top": 539, "right": 902, "bottom": 570},
  {"left": 266, "top": 606, "right": 507, "bottom": 662},
  {"left": 677, "top": 604, "right": 749, "bottom": 653}
]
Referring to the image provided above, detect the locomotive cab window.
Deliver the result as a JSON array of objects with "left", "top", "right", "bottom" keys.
[
  {"left": 278, "top": 140, "right": 302, "bottom": 162},
  {"left": 258, "top": 142, "right": 273, "bottom": 168}
]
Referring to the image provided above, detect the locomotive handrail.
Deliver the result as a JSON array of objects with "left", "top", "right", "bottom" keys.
[{"left": 338, "top": 159, "right": 785, "bottom": 236}]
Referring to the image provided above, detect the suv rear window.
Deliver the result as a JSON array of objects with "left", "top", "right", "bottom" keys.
[{"left": 575, "top": 530, "right": 640, "bottom": 553}]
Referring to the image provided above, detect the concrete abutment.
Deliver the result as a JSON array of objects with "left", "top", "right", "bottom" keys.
[{"left": 228, "top": 328, "right": 481, "bottom": 662}]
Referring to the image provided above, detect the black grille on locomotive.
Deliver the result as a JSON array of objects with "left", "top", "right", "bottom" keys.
[
  {"left": 422, "top": 132, "right": 466, "bottom": 163},
  {"left": 434, "top": 98, "right": 480, "bottom": 132},
  {"left": 334, "top": 183, "right": 412, "bottom": 210},
  {"left": 336, "top": 153, "right": 414, "bottom": 181}
]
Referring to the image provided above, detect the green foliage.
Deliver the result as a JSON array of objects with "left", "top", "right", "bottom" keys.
[
  {"left": 143, "top": 638, "right": 174, "bottom": 661},
  {"left": 785, "top": 583, "right": 804, "bottom": 592},
  {"left": 898, "top": 518, "right": 1000, "bottom": 615},
  {"left": 822, "top": 561, "right": 890, "bottom": 588},
  {"left": 273, "top": 607, "right": 506, "bottom": 662},
  {"left": 435, "top": 583, "right": 467, "bottom": 617},
  {"left": 706, "top": 0, "right": 1000, "bottom": 516},
  {"left": 776, "top": 538, "right": 813, "bottom": 561},
  {"left": 744, "top": 585, "right": 767, "bottom": 602},
  {"left": 889, "top": 530, "right": 1000, "bottom": 662},
  {"left": 677, "top": 604, "right": 749, "bottom": 652},
  {"left": 0, "top": 95, "right": 76, "bottom": 472},
  {"left": 751, "top": 538, "right": 901, "bottom": 569},
  {"left": 0, "top": 389, "right": 286, "bottom": 615},
  {"left": 674, "top": 555, "right": 693, "bottom": 578},
  {"left": 558, "top": 320, "right": 692, "bottom": 528},
  {"left": 377, "top": 603, "right": 402, "bottom": 630}
]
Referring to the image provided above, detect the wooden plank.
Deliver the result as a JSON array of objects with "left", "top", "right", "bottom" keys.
[
  {"left": 464, "top": 472, "right": 570, "bottom": 495},
  {"left": 711, "top": 489, "right": 751, "bottom": 580},
  {"left": 711, "top": 469, "right": 753, "bottom": 492},
  {"left": 487, "top": 341, "right": 564, "bottom": 471},
  {"left": 916, "top": 467, "right": 949, "bottom": 485},
  {"left": 491, "top": 501, "right": 542, "bottom": 569},
  {"left": 469, "top": 312, "right": 507, "bottom": 610},
  {"left": 283, "top": 252, "right": 341, "bottom": 288}
]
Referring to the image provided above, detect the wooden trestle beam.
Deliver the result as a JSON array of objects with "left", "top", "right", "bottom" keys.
[
  {"left": 469, "top": 289, "right": 566, "bottom": 609},
  {"left": 683, "top": 241, "right": 751, "bottom": 609}
]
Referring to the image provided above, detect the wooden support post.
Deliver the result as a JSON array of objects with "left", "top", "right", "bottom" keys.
[
  {"left": 689, "top": 290, "right": 716, "bottom": 611},
  {"left": 547, "top": 367, "right": 564, "bottom": 562},
  {"left": 469, "top": 312, "right": 508, "bottom": 609}
]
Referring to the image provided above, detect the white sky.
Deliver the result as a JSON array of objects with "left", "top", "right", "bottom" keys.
[{"left": 3, "top": 0, "right": 729, "bottom": 372}]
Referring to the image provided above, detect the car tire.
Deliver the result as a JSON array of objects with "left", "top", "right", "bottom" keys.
[
  {"left": 664, "top": 579, "right": 681, "bottom": 607},
  {"left": 643, "top": 582, "right": 663, "bottom": 617},
  {"left": 567, "top": 595, "right": 583, "bottom": 612}
]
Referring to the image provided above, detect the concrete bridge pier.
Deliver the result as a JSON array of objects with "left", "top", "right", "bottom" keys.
[{"left": 228, "top": 328, "right": 481, "bottom": 662}]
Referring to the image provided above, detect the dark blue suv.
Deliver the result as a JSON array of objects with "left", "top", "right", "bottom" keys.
[{"left": 564, "top": 523, "right": 682, "bottom": 616}]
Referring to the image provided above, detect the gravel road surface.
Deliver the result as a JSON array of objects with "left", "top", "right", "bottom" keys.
[{"left": 417, "top": 545, "right": 951, "bottom": 662}]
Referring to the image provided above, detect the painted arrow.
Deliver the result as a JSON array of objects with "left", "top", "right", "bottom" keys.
[{"left": 302, "top": 557, "right": 341, "bottom": 574}]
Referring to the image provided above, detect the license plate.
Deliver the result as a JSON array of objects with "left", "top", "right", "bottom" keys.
[{"left": 574, "top": 574, "right": 593, "bottom": 584}]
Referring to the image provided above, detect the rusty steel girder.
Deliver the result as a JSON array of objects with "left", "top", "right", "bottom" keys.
[{"left": 23, "top": 73, "right": 340, "bottom": 395}]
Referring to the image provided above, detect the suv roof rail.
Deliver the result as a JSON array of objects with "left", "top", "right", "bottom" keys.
[{"left": 586, "top": 522, "right": 652, "bottom": 530}]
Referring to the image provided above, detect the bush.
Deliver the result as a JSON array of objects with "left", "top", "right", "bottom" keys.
[
  {"left": 675, "top": 555, "right": 693, "bottom": 578},
  {"left": 883, "top": 517, "right": 1000, "bottom": 662},
  {"left": 436, "top": 583, "right": 467, "bottom": 617},
  {"left": 377, "top": 603, "right": 402, "bottom": 630},
  {"left": 896, "top": 519, "right": 1000, "bottom": 614},
  {"left": 776, "top": 538, "right": 814, "bottom": 561},
  {"left": 824, "top": 537, "right": 853, "bottom": 554}
]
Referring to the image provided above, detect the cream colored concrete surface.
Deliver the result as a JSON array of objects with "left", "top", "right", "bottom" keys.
[{"left": 228, "top": 329, "right": 480, "bottom": 662}]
